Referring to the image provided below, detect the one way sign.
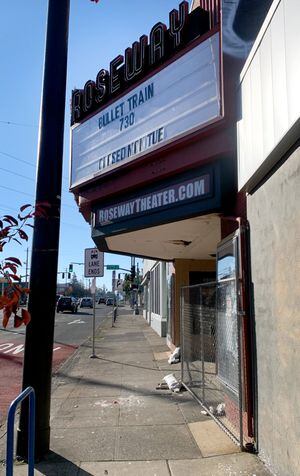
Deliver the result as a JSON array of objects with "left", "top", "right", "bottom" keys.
[{"left": 84, "top": 248, "right": 104, "bottom": 277}]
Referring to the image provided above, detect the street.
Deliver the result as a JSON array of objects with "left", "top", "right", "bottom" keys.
[
  {"left": 0, "top": 303, "right": 112, "bottom": 426},
  {"left": 54, "top": 303, "right": 110, "bottom": 345}
]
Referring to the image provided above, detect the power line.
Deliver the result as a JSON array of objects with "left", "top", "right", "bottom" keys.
[
  {"left": 0, "top": 120, "right": 37, "bottom": 128},
  {"left": 0, "top": 203, "right": 19, "bottom": 213},
  {"left": 0, "top": 151, "right": 69, "bottom": 182},
  {"left": 0, "top": 184, "right": 33, "bottom": 197},
  {"left": 0, "top": 166, "right": 35, "bottom": 182},
  {"left": 61, "top": 221, "right": 88, "bottom": 230},
  {"left": 0, "top": 150, "right": 35, "bottom": 168},
  {"left": 0, "top": 167, "right": 72, "bottom": 194},
  {"left": 0, "top": 203, "right": 86, "bottom": 230},
  {"left": 0, "top": 185, "right": 75, "bottom": 208}
]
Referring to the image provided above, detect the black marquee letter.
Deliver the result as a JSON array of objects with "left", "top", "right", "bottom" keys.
[
  {"left": 95, "top": 69, "right": 108, "bottom": 103},
  {"left": 110, "top": 55, "right": 124, "bottom": 94},
  {"left": 149, "top": 22, "right": 167, "bottom": 65},
  {"left": 83, "top": 80, "right": 95, "bottom": 113},
  {"left": 71, "top": 89, "right": 82, "bottom": 124},
  {"left": 125, "top": 35, "right": 148, "bottom": 82},
  {"left": 169, "top": 1, "right": 189, "bottom": 48}
]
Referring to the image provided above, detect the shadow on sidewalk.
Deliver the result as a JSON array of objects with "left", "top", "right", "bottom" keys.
[
  {"left": 66, "top": 353, "right": 163, "bottom": 372},
  {"left": 33, "top": 451, "right": 93, "bottom": 475},
  {"left": 55, "top": 371, "right": 185, "bottom": 403}
]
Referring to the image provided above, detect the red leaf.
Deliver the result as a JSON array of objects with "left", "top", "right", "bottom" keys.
[
  {"left": 3, "top": 263, "right": 17, "bottom": 274},
  {"left": 18, "top": 213, "right": 33, "bottom": 220},
  {"left": 6, "top": 257, "right": 22, "bottom": 265},
  {"left": 2, "top": 307, "right": 12, "bottom": 328},
  {"left": 20, "top": 204, "right": 32, "bottom": 212},
  {"left": 9, "top": 274, "right": 21, "bottom": 281},
  {"left": 0, "top": 220, "right": 3, "bottom": 228},
  {"left": 1, "top": 226, "right": 10, "bottom": 234},
  {"left": 14, "top": 314, "right": 23, "bottom": 328},
  {"left": 18, "top": 230, "right": 28, "bottom": 241},
  {"left": 3, "top": 215, "right": 18, "bottom": 226},
  {"left": 21, "top": 287, "right": 30, "bottom": 294},
  {"left": 22, "top": 308, "right": 31, "bottom": 325},
  {"left": 0, "top": 295, "right": 10, "bottom": 310}
]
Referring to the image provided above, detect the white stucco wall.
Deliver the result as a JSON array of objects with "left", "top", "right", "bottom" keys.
[{"left": 238, "top": 0, "right": 300, "bottom": 191}]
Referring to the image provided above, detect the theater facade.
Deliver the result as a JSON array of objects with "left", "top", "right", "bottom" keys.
[{"left": 70, "top": 0, "right": 272, "bottom": 451}]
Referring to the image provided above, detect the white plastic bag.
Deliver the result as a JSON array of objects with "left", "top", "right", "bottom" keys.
[
  {"left": 168, "top": 347, "right": 181, "bottom": 364},
  {"left": 163, "top": 373, "right": 182, "bottom": 392}
]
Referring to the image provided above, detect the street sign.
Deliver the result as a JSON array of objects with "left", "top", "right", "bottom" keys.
[
  {"left": 84, "top": 248, "right": 104, "bottom": 277},
  {"left": 106, "top": 265, "right": 119, "bottom": 270}
]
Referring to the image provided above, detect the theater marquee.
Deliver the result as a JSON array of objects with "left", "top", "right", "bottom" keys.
[
  {"left": 89, "top": 161, "right": 236, "bottom": 240},
  {"left": 96, "top": 174, "right": 210, "bottom": 226},
  {"left": 71, "top": 32, "right": 221, "bottom": 188}
]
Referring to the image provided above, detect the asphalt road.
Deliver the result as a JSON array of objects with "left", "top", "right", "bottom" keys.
[
  {"left": 0, "top": 303, "right": 112, "bottom": 346},
  {"left": 54, "top": 303, "right": 112, "bottom": 345},
  {"left": 0, "top": 303, "right": 114, "bottom": 425}
]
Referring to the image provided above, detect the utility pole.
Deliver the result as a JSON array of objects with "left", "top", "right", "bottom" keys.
[
  {"left": 25, "top": 247, "right": 29, "bottom": 287},
  {"left": 17, "top": 0, "right": 70, "bottom": 460}
]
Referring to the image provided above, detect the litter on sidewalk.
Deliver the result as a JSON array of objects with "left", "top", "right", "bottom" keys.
[
  {"left": 156, "top": 382, "right": 169, "bottom": 390},
  {"left": 163, "top": 373, "right": 183, "bottom": 392},
  {"left": 168, "top": 346, "right": 181, "bottom": 364}
]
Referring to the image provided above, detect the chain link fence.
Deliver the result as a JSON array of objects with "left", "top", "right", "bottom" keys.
[{"left": 181, "top": 280, "right": 244, "bottom": 446}]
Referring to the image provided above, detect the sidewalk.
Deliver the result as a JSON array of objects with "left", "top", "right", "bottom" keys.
[{"left": 4, "top": 308, "right": 272, "bottom": 475}]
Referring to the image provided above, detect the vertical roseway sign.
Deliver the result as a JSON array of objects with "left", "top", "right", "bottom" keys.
[{"left": 84, "top": 248, "right": 104, "bottom": 277}]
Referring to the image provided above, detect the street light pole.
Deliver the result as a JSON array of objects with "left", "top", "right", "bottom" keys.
[
  {"left": 17, "top": 0, "right": 70, "bottom": 460},
  {"left": 25, "top": 247, "right": 29, "bottom": 287}
]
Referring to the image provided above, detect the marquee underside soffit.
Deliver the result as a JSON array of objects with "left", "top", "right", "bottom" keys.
[{"left": 103, "top": 213, "right": 221, "bottom": 261}]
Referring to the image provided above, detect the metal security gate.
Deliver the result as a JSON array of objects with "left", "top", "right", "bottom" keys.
[{"left": 181, "top": 279, "right": 244, "bottom": 447}]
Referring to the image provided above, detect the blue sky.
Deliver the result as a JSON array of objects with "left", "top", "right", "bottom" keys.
[{"left": 0, "top": 0, "right": 191, "bottom": 290}]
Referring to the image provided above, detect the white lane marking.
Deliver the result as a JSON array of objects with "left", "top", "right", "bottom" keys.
[
  {"left": 0, "top": 343, "right": 15, "bottom": 352},
  {"left": 67, "top": 319, "right": 86, "bottom": 325},
  {"left": 5, "top": 344, "right": 24, "bottom": 354},
  {"left": 0, "top": 343, "right": 62, "bottom": 355}
]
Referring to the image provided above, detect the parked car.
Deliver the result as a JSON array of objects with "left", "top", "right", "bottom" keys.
[
  {"left": 57, "top": 296, "right": 78, "bottom": 314},
  {"left": 98, "top": 297, "right": 106, "bottom": 304},
  {"left": 56, "top": 294, "right": 63, "bottom": 303},
  {"left": 106, "top": 298, "right": 114, "bottom": 306},
  {"left": 79, "top": 297, "right": 93, "bottom": 308}
]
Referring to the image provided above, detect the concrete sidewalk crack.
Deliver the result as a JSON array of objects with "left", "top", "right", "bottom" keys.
[{"left": 166, "top": 459, "right": 172, "bottom": 475}]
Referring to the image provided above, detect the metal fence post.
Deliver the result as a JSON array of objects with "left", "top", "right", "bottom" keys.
[
  {"left": 6, "top": 387, "right": 35, "bottom": 476},
  {"left": 200, "top": 286, "right": 205, "bottom": 403}
]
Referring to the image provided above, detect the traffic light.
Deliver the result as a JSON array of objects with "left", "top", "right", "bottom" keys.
[
  {"left": 69, "top": 264, "right": 73, "bottom": 273},
  {"left": 68, "top": 273, "right": 71, "bottom": 280},
  {"left": 62, "top": 273, "right": 65, "bottom": 279},
  {"left": 131, "top": 265, "right": 136, "bottom": 281}
]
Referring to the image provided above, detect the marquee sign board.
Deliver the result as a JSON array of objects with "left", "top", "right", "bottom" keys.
[
  {"left": 90, "top": 162, "right": 233, "bottom": 241},
  {"left": 95, "top": 173, "right": 211, "bottom": 227},
  {"left": 71, "top": 32, "right": 221, "bottom": 189},
  {"left": 71, "top": 2, "right": 209, "bottom": 125}
]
